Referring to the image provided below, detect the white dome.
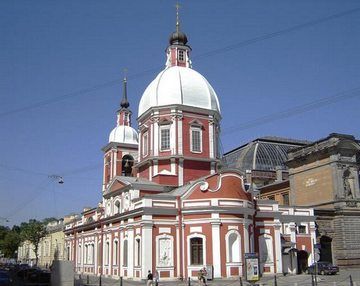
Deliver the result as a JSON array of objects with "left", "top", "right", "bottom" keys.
[
  {"left": 109, "top": 125, "right": 138, "bottom": 144},
  {"left": 138, "top": 66, "right": 220, "bottom": 117}
]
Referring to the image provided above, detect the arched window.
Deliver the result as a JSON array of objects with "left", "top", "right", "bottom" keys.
[
  {"left": 85, "top": 244, "right": 89, "bottom": 264},
  {"left": 78, "top": 244, "right": 82, "bottom": 263},
  {"left": 122, "top": 155, "right": 134, "bottom": 176},
  {"left": 142, "top": 132, "right": 148, "bottom": 157},
  {"left": 113, "top": 240, "right": 118, "bottom": 265},
  {"left": 135, "top": 237, "right": 141, "bottom": 266},
  {"left": 104, "top": 241, "right": 110, "bottom": 265},
  {"left": 190, "top": 237, "right": 203, "bottom": 265},
  {"left": 123, "top": 240, "right": 128, "bottom": 267},
  {"left": 226, "top": 231, "right": 241, "bottom": 263},
  {"left": 114, "top": 200, "right": 121, "bottom": 214}
]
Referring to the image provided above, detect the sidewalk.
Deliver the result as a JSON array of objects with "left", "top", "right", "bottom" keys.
[{"left": 75, "top": 268, "right": 360, "bottom": 286}]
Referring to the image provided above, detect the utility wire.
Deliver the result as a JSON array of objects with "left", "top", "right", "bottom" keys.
[
  {"left": 222, "top": 86, "right": 360, "bottom": 135},
  {"left": 0, "top": 7, "right": 359, "bottom": 118},
  {"left": 193, "top": 7, "right": 360, "bottom": 60}
]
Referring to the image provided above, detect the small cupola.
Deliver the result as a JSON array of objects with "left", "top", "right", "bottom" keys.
[{"left": 165, "top": 4, "right": 192, "bottom": 68}]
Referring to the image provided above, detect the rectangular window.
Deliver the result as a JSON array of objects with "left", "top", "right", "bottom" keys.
[
  {"left": 178, "top": 50, "right": 185, "bottom": 62},
  {"left": 298, "top": 225, "right": 307, "bottom": 234},
  {"left": 190, "top": 237, "right": 203, "bottom": 265},
  {"left": 160, "top": 126, "right": 170, "bottom": 151},
  {"left": 282, "top": 193, "right": 289, "bottom": 206},
  {"left": 190, "top": 127, "right": 202, "bottom": 153},
  {"left": 268, "top": 195, "right": 275, "bottom": 201},
  {"left": 142, "top": 132, "right": 148, "bottom": 157}
]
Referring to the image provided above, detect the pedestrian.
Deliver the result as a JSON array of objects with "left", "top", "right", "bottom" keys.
[
  {"left": 198, "top": 268, "right": 204, "bottom": 285},
  {"left": 154, "top": 270, "right": 159, "bottom": 286},
  {"left": 202, "top": 267, "right": 207, "bottom": 286},
  {"left": 147, "top": 270, "right": 153, "bottom": 286}
]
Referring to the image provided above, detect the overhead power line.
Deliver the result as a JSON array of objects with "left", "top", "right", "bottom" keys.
[
  {"left": 222, "top": 86, "right": 360, "bottom": 135},
  {"left": 193, "top": 7, "right": 360, "bottom": 60},
  {"left": 0, "top": 7, "right": 359, "bottom": 118}
]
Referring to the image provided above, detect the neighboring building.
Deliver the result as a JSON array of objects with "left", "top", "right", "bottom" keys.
[
  {"left": 64, "top": 19, "right": 316, "bottom": 280},
  {"left": 223, "top": 137, "right": 310, "bottom": 188},
  {"left": 18, "top": 240, "right": 36, "bottom": 266},
  {"left": 258, "top": 180, "right": 290, "bottom": 206},
  {"left": 287, "top": 133, "right": 360, "bottom": 267},
  {"left": 18, "top": 218, "right": 67, "bottom": 267}
]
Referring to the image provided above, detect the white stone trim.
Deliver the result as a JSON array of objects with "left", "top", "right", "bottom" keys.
[
  {"left": 156, "top": 234, "right": 174, "bottom": 268},
  {"left": 187, "top": 233, "right": 206, "bottom": 269},
  {"left": 177, "top": 115, "right": 183, "bottom": 155}
]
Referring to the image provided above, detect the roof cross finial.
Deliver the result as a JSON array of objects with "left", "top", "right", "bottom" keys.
[{"left": 175, "top": 2, "right": 180, "bottom": 33}]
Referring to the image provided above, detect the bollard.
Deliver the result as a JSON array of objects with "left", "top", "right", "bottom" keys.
[
  {"left": 99, "top": 274, "right": 102, "bottom": 286},
  {"left": 188, "top": 276, "right": 191, "bottom": 286},
  {"left": 239, "top": 276, "right": 243, "bottom": 286},
  {"left": 274, "top": 275, "right": 278, "bottom": 286},
  {"left": 120, "top": 276, "right": 123, "bottom": 286},
  {"left": 350, "top": 275, "right": 354, "bottom": 286},
  {"left": 87, "top": 274, "right": 89, "bottom": 285}
]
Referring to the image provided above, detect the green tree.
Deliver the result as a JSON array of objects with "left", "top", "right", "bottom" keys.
[
  {"left": 21, "top": 219, "right": 47, "bottom": 266},
  {"left": 0, "top": 230, "right": 21, "bottom": 258}
]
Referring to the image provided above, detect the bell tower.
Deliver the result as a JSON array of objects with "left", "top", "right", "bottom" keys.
[{"left": 102, "top": 76, "right": 139, "bottom": 191}]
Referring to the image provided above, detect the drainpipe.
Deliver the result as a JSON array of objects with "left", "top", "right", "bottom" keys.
[{"left": 177, "top": 196, "right": 184, "bottom": 279}]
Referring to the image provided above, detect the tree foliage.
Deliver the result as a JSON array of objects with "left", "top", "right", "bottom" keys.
[
  {"left": 0, "top": 231, "right": 21, "bottom": 258},
  {"left": 20, "top": 219, "right": 48, "bottom": 265}
]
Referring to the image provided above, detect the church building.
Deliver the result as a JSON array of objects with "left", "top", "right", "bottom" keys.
[{"left": 64, "top": 17, "right": 316, "bottom": 280}]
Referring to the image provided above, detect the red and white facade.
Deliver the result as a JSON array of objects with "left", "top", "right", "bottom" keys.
[{"left": 65, "top": 25, "right": 316, "bottom": 280}]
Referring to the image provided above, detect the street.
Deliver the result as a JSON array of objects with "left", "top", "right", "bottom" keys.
[{"left": 75, "top": 268, "right": 360, "bottom": 286}]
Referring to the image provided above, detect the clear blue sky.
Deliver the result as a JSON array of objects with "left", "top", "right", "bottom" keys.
[{"left": 1, "top": 0, "right": 359, "bottom": 226}]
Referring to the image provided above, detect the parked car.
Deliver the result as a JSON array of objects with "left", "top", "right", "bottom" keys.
[
  {"left": 306, "top": 262, "right": 339, "bottom": 275},
  {"left": 0, "top": 270, "right": 12, "bottom": 286}
]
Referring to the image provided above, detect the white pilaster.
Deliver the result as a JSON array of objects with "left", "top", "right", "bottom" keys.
[
  {"left": 149, "top": 165, "right": 152, "bottom": 181},
  {"left": 176, "top": 223, "right": 181, "bottom": 277},
  {"left": 211, "top": 217, "right": 221, "bottom": 278},
  {"left": 153, "top": 117, "right": 159, "bottom": 156},
  {"left": 127, "top": 226, "right": 134, "bottom": 278},
  {"left": 171, "top": 158, "right": 176, "bottom": 174},
  {"left": 177, "top": 114, "right": 183, "bottom": 155},
  {"left": 102, "top": 157, "right": 106, "bottom": 191},
  {"left": 113, "top": 150, "right": 117, "bottom": 177},
  {"left": 274, "top": 222, "right": 283, "bottom": 273},
  {"left": 94, "top": 236, "right": 98, "bottom": 275},
  {"left": 138, "top": 130, "right": 142, "bottom": 163},
  {"left": 153, "top": 160, "right": 158, "bottom": 176},
  {"left": 178, "top": 159, "right": 184, "bottom": 186},
  {"left": 209, "top": 117, "right": 214, "bottom": 158},
  {"left": 170, "top": 113, "right": 176, "bottom": 155},
  {"left": 141, "top": 221, "right": 153, "bottom": 279},
  {"left": 243, "top": 222, "right": 250, "bottom": 253}
]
